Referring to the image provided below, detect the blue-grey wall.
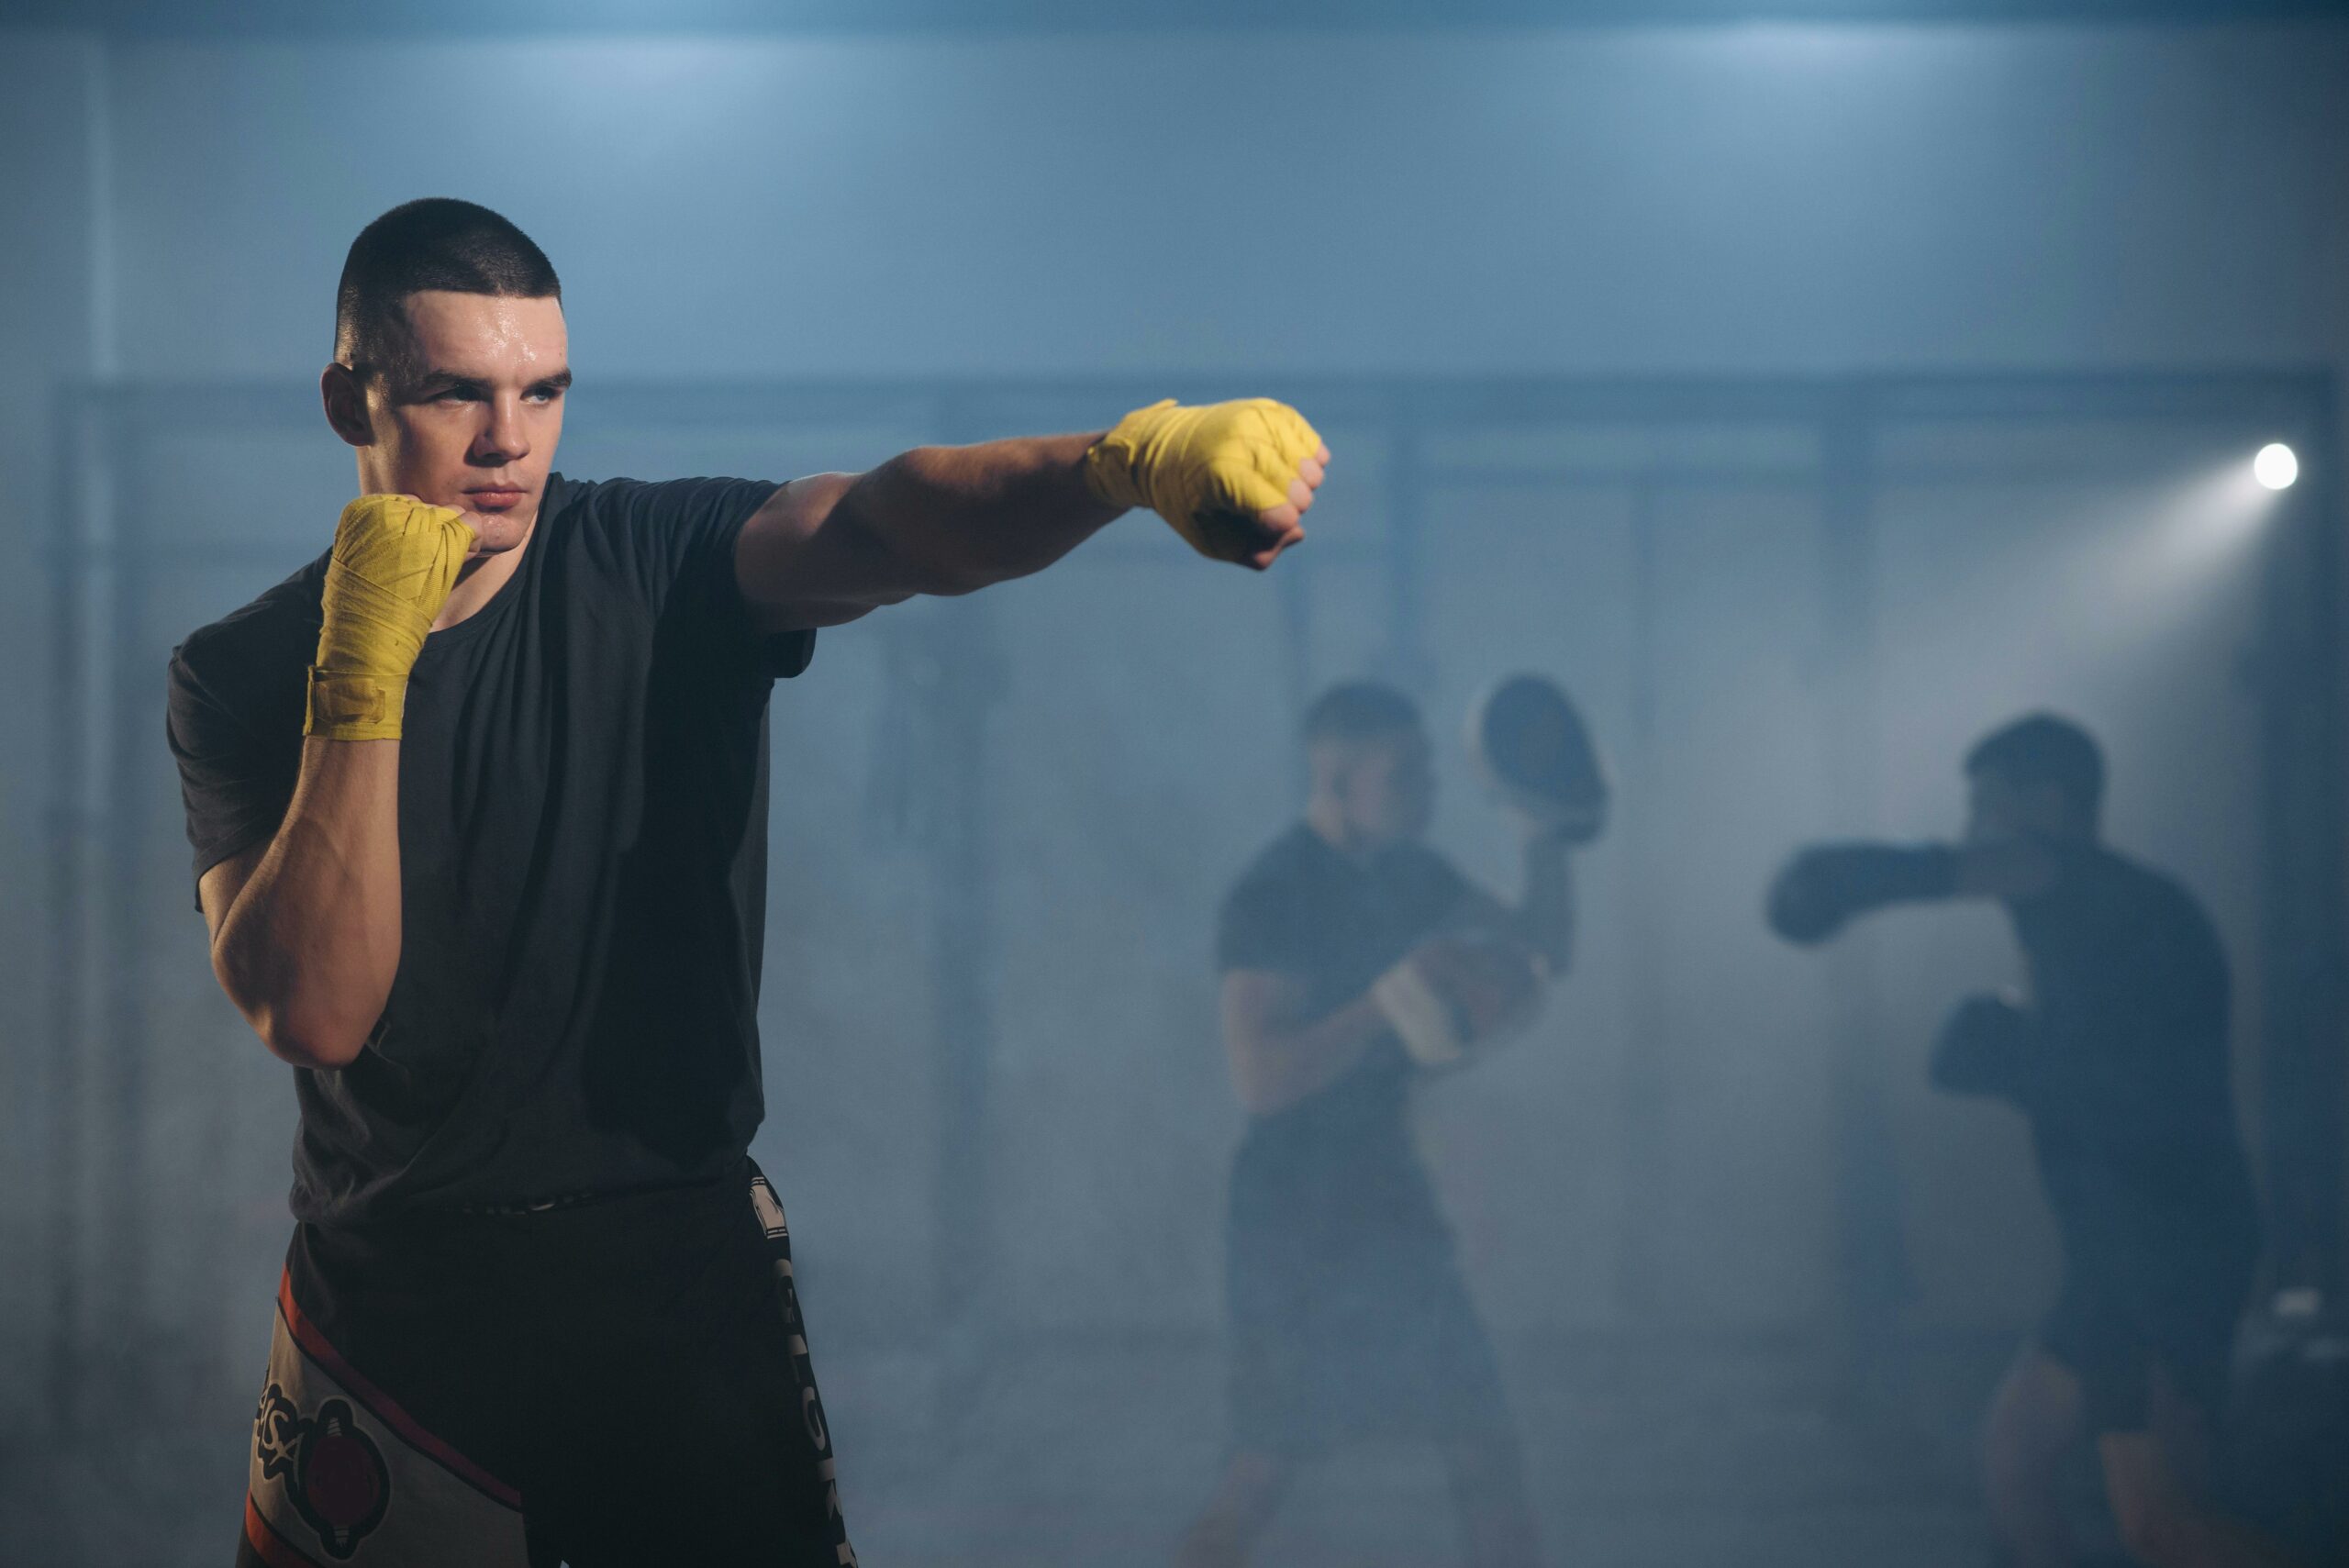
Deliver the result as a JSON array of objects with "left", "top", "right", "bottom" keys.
[{"left": 5, "top": 20, "right": 2347, "bottom": 1438}]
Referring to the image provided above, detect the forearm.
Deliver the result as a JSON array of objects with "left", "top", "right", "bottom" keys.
[
  {"left": 1513, "top": 833, "right": 1574, "bottom": 973},
  {"left": 834, "top": 433, "right": 1119, "bottom": 596},
  {"left": 213, "top": 738, "right": 403, "bottom": 1068},
  {"left": 1768, "top": 840, "right": 1963, "bottom": 944},
  {"left": 1229, "top": 995, "right": 1394, "bottom": 1117}
]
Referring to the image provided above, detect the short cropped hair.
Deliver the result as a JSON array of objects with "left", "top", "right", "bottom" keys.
[
  {"left": 334, "top": 198, "right": 561, "bottom": 386},
  {"left": 1965, "top": 713, "right": 2105, "bottom": 822},
  {"left": 1302, "top": 680, "right": 1422, "bottom": 747}
]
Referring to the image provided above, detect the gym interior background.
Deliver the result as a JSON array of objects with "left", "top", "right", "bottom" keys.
[{"left": 4, "top": 2, "right": 2348, "bottom": 1563}]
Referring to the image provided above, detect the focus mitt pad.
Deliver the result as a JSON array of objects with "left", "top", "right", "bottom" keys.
[{"left": 1467, "top": 673, "right": 1609, "bottom": 844}]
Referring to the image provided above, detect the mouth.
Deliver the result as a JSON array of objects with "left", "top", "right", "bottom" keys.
[{"left": 464, "top": 485, "right": 529, "bottom": 515}]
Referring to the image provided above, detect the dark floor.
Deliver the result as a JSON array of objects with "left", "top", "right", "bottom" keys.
[{"left": 1, "top": 1329, "right": 2056, "bottom": 1567}]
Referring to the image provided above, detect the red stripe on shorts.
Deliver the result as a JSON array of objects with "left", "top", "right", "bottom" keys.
[
  {"left": 274, "top": 1268, "right": 525, "bottom": 1509},
  {"left": 244, "top": 1492, "right": 329, "bottom": 1568}
]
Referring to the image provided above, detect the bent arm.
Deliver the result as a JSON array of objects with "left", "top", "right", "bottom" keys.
[
  {"left": 733, "top": 436, "right": 1123, "bottom": 632},
  {"left": 1457, "top": 832, "right": 1575, "bottom": 975},
  {"left": 1220, "top": 969, "right": 1394, "bottom": 1118},
  {"left": 202, "top": 737, "right": 403, "bottom": 1070}
]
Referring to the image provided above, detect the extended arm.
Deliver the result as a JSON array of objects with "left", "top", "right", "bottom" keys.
[
  {"left": 1765, "top": 837, "right": 2059, "bottom": 946},
  {"left": 734, "top": 399, "right": 1328, "bottom": 631}
]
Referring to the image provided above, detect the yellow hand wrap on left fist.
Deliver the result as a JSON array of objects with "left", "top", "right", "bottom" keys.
[
  {"left": 305, "top": 495, "right": 476, "bottom": 741},
  {"left": 1083, "top": 398, "right": 1323, "bottom": 562}
]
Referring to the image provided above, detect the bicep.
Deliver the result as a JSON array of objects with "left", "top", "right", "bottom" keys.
[
  {"left": 1220, "top": 966, "right": 1317, "bottom": 1074},
  {"left": 734, "top": 471, "right": 909, "bottom": 633},
  {"left": 1223, "top": 963, "right": 1309, "bottom": 1031}
]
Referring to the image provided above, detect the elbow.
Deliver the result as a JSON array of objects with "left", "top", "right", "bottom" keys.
[
  {"left": 1230, "top": 1051, "right": 1303, "bottom": 1118},
  {"left": 907, "top": 551, "right": 1009, "bottom": 599},
  {"left": 913, "top": 569, "right": 990, "bottom": 600},
  {"left": 1234, "top": 1078, "right": 1286, "bottom": 1118},
  {"left": 255, "top": 1013, "right": 366, "bottom": 1072},
  {"left": 240, "top": 990, "right": 368, "bottom": 1070},
  {"left": 213, "top": 949, "right": 368, "bottom": 1071}
]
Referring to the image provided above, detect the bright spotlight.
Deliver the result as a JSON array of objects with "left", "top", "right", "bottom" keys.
[{"left": 2254, "top": 443, "right": 2299, "bottom": 491}]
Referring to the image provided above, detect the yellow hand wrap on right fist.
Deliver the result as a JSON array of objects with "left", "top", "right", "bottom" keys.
[
  {"left": 1083, "top": 398, "right": 1323, "bottom": 561},
  {"left": 306, "top": 495, "right": 476, "bottom": 741}
]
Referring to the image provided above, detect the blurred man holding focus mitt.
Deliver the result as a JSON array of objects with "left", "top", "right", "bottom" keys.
[
  {"left": 168, "top": 197, "right": 1327, "bottom": 1567},
  {"left": 1179, "top": 677, "right": 1595, "bottom": 1568}
]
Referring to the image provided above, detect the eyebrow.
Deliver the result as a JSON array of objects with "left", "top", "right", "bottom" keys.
[{"left": 410, "top": 367, "right": 574, "bottom": 396}]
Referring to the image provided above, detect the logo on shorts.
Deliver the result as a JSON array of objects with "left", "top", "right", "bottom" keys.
[
  {"left": 255, "top": 1383, "right": 392, "bottom": 1559},
  {"left": 751, "top": 1175, "right": 789, "bottom": 1240}
]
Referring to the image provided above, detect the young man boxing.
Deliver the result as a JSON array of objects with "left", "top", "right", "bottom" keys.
[
  {"left": 168, "top": 197, "right": 1327, "bottom": 1566},
  {"left": 1177, "top": 681, "right": 1575, "bottom": 1568},
  {"left": 1766, "top": 714, "right": 2283, "bottom": 1568}
]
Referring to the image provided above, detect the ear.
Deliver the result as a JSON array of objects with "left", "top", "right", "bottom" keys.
[{"left": 320, "top": 362, "right": 374, "bottom": 450}]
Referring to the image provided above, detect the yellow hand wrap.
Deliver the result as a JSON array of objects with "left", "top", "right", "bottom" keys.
[
  {"left": 306, "top": 495, "right": 476, "bottom": 740},
  {"left": 1082, "top": 398, "right": 1323, "bottom": 559}
]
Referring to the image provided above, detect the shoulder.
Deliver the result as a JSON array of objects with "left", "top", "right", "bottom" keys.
[
  {"left": 168, "top": 555, "right": 328, "bottom": 733},
  {"left": 2095, "top": 847, "right": 2200, "bottom": 917},
  {"left": 540, "top": 472, "right": 785, "bottom": 612},
  {"left": 546, "top": 472, "right": 781, "bottom": 541},
  {"left": 2096, "top": 847, "right": 2225, "bottom": 959},
  {"left": 1218, "top": 828, "right": 1325, "bottom": 969},
  {"left": 1386, "top": 840, "right": 1474, "bottom": 906},
  {"left": 1226, "top": 826, "right": 1325, "bottom": 907}
]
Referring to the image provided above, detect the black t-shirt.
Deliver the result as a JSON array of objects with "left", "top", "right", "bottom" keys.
[
  {"left": 2008, "top": 841, "right": 2259, "bottom": 1262},
  {"left": 1215, "top": 824, "right": 1472, "bottom": 1218},
  {"left": 166, "top": 473, "right": 815, "bottom": 1226}
]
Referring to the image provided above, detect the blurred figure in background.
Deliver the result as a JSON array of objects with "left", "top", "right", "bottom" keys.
[
  {"left": 1766, "top": 714, "right": 2283, "bottom": 1568},
  {"left": 1177, "top": 680, "right": 1575, "bottom": 1568}
]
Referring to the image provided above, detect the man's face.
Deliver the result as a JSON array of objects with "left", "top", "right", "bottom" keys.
[
  {"left": 336, "top": 290, "right": 570, "bottom": 555},
  {"left": 1965, "top": 768, "right": 2075, "bottom": 846},
  {"left": 1330, "top": 728, "right": 1437, "bottom": 848}
]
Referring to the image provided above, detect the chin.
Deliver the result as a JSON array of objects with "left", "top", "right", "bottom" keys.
[{"left": 468, "top": 513, "right": 536, "bottom": 553}]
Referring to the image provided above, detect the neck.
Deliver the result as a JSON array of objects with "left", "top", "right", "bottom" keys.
[
  {"left": 1306, "top": 797, "right": 1376, "bottom": 859},
  {"left": 433, "top": 516, "right": 536, "bottom": 631}
]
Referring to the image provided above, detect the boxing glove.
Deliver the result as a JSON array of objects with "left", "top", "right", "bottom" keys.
[{"left": 1930, "top": 993, "right": 2037, "bottom": 1105}]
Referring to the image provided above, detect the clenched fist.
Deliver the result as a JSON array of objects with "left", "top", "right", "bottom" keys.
[
  {"left": 306, "top": 495, "right": 476, "bottom": 740},
  {"left": 1083, "top": 398, "right": 1328, "bottom": 570}
]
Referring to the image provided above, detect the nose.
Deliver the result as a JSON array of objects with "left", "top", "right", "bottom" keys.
[{"left": 473, "top": 393, "right": 531, "bottom": 467}]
